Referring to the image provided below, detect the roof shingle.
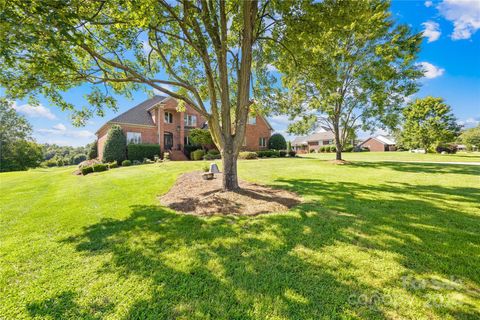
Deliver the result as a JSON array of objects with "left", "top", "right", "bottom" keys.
[{"left": 109, "top": 95, "right": 167, "bottom": 126}]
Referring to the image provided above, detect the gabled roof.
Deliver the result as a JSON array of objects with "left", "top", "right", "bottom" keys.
[
  {"left": 291, "top": 130, "right": 335, "bottom": 146},
  {"left": 359, "top": 135, "right": 396, "bottom": 146},
  {"left": 108, "top": 95, "right": 167, "bottom": 126}
]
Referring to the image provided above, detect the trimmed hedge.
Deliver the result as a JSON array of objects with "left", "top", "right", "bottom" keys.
[
  {"left": 204, "top": 150, "right": 221, "bottom": 160},
  {"left": 191, "top": 149, "right": 205, "bottom": 161},
  {"left": 257, "top": 150, "right": 280, "bottom": 158},
  {"left": 239, "top": 151, "right": 258, "bottom": 159},
  {"left": 121, "top": 160, "right": 132, "bottom": 166},
  {"left": 81, "top": 166, "right": 94, "bottom": 175},
  {"left": 108, "top": 162, "right": 118, "bottom": 169},
  {"left": 92, "top": 163, "right": 108, "bottom": 172},
  {"left": 127, "top": 144, "right": 161, "bottom": 161},
  {"left": 184, "top": 144, "right": 201, "bottom": 158},
  {"left": 279, "top": 150, "right": 287, "bottom": 157}
]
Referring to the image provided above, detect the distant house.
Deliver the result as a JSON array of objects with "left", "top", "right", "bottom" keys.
[
  {"left": 358, "top": 135, "right": 396, "bottom": 152},
  {"left": 96, "top": 95, "right": 272, "bottom": 160},
  {"left": 291, "top": 127, "right": 335, "bottom": 153}
]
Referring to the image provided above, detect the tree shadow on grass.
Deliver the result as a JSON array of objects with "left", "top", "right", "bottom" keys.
[
  {"left": 45, "top": 174, "right": 480, "bottom": 319},
  {"left": 56, "top": 205, "right": 388, "bottom": 319},
  {"left": 27, "top": 291, "right": 114, "bottom": 320},
  {"left": 350, "top": 161, "right": 480, "bottom": 175}
]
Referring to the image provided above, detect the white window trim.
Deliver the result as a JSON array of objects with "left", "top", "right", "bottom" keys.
[
  {"left": 127, "top": 132, "right": 142, "bottom": 144},
  {"left": 164, "top": 112, "right": 173, "bottom": 124},
  {"left": 184, "top": 114, "right": 197, "bottom": 127},
  {"left": 259, "top": 137, "right": 267, "bottom": 147}
]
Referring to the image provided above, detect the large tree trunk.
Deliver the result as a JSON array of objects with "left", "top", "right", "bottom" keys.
[
  {"left": 221, "top": 140, "right": 239, "bottom": 191},
  {"left": 333, "top": 120, "right": 343, "bottom": 161}
]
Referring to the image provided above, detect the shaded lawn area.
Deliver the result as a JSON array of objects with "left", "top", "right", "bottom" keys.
[{"left": 0, "top": 157, "right": 479, "bottom": 319}]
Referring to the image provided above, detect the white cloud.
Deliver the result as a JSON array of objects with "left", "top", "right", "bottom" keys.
[
  {"left": 458, "top": 117, "right": 480, "bottom": 128},
  {"left": 438, "top": 0, "right": 480, "bottom": 40},
  {"left": 418, "top": 61, "right": 445, "bottom": 79},
  {"left": 425, "top": 1, "right": 433, "bottom": 8},
  {"left": 13, "top": 102, "right": 56, "bottom": 120},
  {"left": 37, "top": 123, "right": 95, "bottom": 139},
  {"left": 422, "top": 21, "right": 441, "bottom": 42},
  {"left": 53, "top": 123, "right": 67, "bottom": 131}
]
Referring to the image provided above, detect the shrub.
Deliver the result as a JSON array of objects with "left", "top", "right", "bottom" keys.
[
  {"left": 43, "top": 159, "right": 57, "bottom": 167},
  {"left": 279, "top": 150, "right": 287, "bottom": 157},
  {"left": 103, "top": 125, "right": 127, "bottom": 163},
  {"left": 71, "top": 154, "right": 87, "bottom": 165},
  {"left": 330, "top": 145, "right": 336, "bottom": 152},
  {"left": 257, "top": 150, "right": 280, "bottom": 158},
  {"left": 88, "top": 140, "right": 98, "bottom": 159},
  {"left": 288, "top": 150, "right": 296, "bottom": 157},
  {"left": 268, "top": 133, "right": 287, "bottom": 150},
  {"left": 78, "top": 159, "right": 101, "bottom": 169},
  {"left": 121, "top": 159, "right": 132, "bottom": 166},
  {"left": 108, "top": 162, "right": 118, "bottom": 169},
  {"left": 127, "top": 144, "right": 160, "bottom": 161},
  {"left": 191, "top": 149, "right": 205, "bottom": 161},
  {"left": 143, "top": 158, "right": 154, "bottom": 164},
  {"left": 320, "top": 146, "right": 326, "bottom": 153},
  {"left": 203, "top": 149, "right": 221, "bottom": 160},
  {"left": 163, "top": 152, "right": 170, "bottom": 161},
  {"left": 133, "top": 160, "right": 141, "bottom": 165},
  {"left": 189, "top": 129, "right": 213, "bottom": 149},
  {"left": 344, "top": 145, "right": 354, "bottom": 152},
  {"left": 436, "top": 143, "right": 457, "bottom": 154},
  {"left": 183, "top": 144, "right": 201, "bottom": 158},
  {"left": 81, "top": 166, "right": 94, "bottom": 175},
  {"left": 239, "top": 151, "right": 258, "bottom": 159},
  {"left": 92, "top": 163, "right": 108, "bottom": 172}
]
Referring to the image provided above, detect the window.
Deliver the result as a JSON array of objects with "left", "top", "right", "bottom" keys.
[
  {"left": 184, "top": 136, "right": 191, "bottom": 145},
  {"left": 127, "top": 132, "right": 141, "bottom": 144},
  {"left": 248, "top": 116, "right": 256, "bottom": 125},
  {"left": 184, "top": 114, "right": 197, "bottom": 127},
  {"left": 164, "top": 112, "right": 173, "bottom": 123},
  {"left": 259, "top": 137, "right": 267, "bottom": 147}
]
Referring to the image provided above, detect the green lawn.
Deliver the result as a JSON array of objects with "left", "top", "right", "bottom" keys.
[
  {"left": 300, "top": 151, "right": 480, "bottom": 163},
  {"left": 1, "top": 155, "right": 479, "bottom": 319}
]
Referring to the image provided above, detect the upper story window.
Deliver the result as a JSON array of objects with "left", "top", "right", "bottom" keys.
[
  {"left": 248, "top": 116, "right": 257, "bottom": 125},
  {"left": 184, "top": 114, "right": 197, "bottom": 127},
  {"left": 164, "top": 112, "right": 173, "bottom": 123},
  {"left": 259, "top": 137, "right": 267, "bottom": 147},
  {"left": 127, "top": 132, "right": 141, "bottom": 144}
]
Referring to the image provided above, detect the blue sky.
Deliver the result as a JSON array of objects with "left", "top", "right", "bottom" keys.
[{"left": 8, "top": 0, "right": 480, "bottom": 146}]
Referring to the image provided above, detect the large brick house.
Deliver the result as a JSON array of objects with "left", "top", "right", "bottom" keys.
[{"left": 96, "top": 95, "right": 273, "bottom": 160}]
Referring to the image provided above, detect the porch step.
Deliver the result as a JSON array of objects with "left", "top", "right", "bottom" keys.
[{"left": 168, "top": 150, "right": 189, "bottom": 161}]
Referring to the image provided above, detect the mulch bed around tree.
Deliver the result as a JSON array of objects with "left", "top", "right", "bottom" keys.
[{"left": 159, "top": 171, "right": 301, "bottom": 216}]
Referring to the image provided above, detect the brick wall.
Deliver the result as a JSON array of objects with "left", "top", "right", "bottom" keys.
[
  {"left": 242, "top": 115, "right": 272, "bottom": 151},
  {"left": 97, "top": 124, "right": 157, "bottom": 160},
  {"left": 360, "top": 138, "right": 387, "bottom": 152}
]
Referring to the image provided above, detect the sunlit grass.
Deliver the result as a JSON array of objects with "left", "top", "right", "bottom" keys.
[{"left": 1, "top": 156, "right": 479, "bottom": 319}]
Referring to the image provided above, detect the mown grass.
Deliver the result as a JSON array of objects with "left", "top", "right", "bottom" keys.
[{"left": 1, "top": 155, "right": 479, "bottom": 319}]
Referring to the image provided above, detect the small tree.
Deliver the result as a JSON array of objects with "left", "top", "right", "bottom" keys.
[
  {"left": 189, "top": 129, "right": 213, "bottom": 151},
  {"left": 103, "top": 125, "right": 126, "bottom": 163},
  {"left": 287, "top": 141, "right": 292, "bottom": 153},
  {"left": 268, "top": 133, "right": 287, "bottom": 150},
  {"left": 399, "top": 97, "right": 461, "bottom": 152},
  {"left": 460, "top": 125, "right": 480, "bottom": 151},
  {"left": 88, "top": 140, "right": 98, "bottom": 160},
  {"left": 269, "top": 0, "right": 422, "bottom": 161}
]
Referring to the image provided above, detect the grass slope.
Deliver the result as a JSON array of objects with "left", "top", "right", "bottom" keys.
[{"left": 1, "top": 156, "right": 479, "bottom": 319}]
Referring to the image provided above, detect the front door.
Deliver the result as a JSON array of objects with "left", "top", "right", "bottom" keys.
[{"left": 164, "top": 132, "right": 173, "bottom": 150}]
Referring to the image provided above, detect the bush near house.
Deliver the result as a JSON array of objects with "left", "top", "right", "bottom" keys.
[
  {"left": 81, "top": 166, "right": 94, "bottom": 175},
  {"left": 191, "top": 149, "right": 205, "bottom": 161},
  {"left": 183, "top": 144, "right": 202, "bottom": 158},
  {"left": 108, "top": 162, "right": 118, "bottom": 169},
  {"left": 92, "top": 163, "right": 108, "bottom": 172},
  {"left": 103, "top": 125, "right": 127, "bottom": 164},
  {"left": 127, "top": 144, "right": 161, "bottom": 162},
  {"left": 279, "top": 150, "right": 287, "bottom": 157},
  {"left": 239, "top": 151, "right": 258, "bottom": 159},
  {"left": 121, "top": 160, "right": 132, "bottom": 166},
  {"left": 268, "top": 133, "right": 287, "bottom": 150},
  {"left": 204, "top": 150, "right": 221, "bottom": 160},
  {"left": 288, "top": 150, "right": 297, "bottom": 157},
  {"left": 257, "top": 150, "right": 280, "bottom": 158}
]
